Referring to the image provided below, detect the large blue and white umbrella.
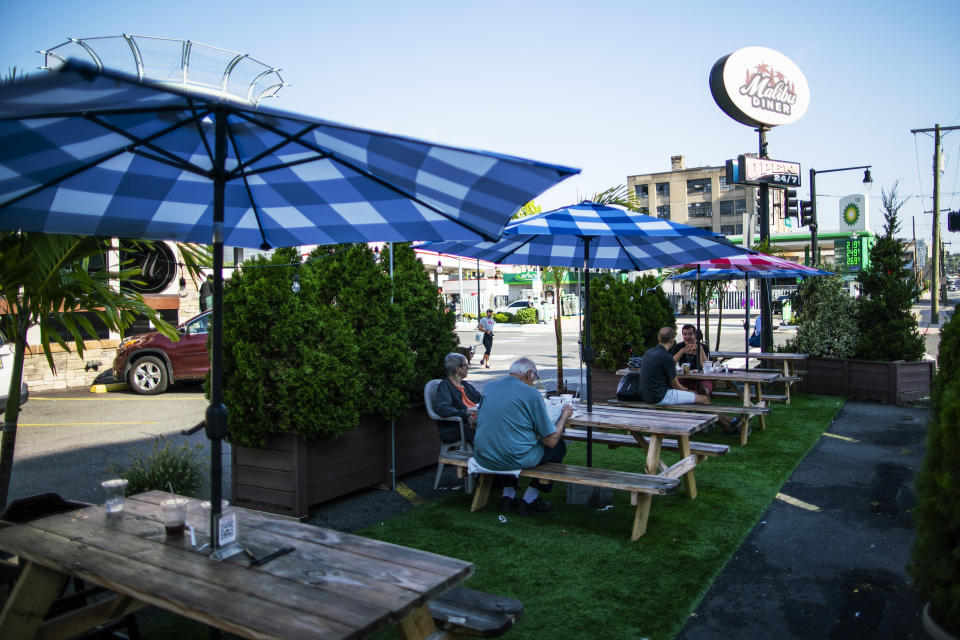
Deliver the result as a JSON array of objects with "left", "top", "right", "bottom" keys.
[
  {"left": 425, "top": 202, "right": 743, "bottom": 269},
  {"left": 422, "top": 202, "right": 741, "bottom": 464},
  {"left": 0, "top": 61, "right": 578, "bottom": 538}
]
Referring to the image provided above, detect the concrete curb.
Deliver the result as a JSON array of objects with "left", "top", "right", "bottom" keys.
[{"left": 90, "top": 382, "right": 129, "bottom": 393}]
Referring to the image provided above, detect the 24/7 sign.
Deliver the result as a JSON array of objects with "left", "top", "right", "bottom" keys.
[{"left": 726, "top": 156, "right": 802, "bottom": 186}]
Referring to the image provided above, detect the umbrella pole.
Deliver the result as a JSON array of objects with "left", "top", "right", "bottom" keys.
[
  {"left": 583, "top": 237, "right": 593, "bottom": 468},
  {"left": 389, "top": 243, "right": 396, "bottom": 492},
  {"left": 206, "top": 111, "right": 228, "bottom": 550},
  {"left": 745, "top": 277, "right": 751, "bottom": 370},
  {"left": 696, "top": 266, "right": 701, "bottom": 339}
]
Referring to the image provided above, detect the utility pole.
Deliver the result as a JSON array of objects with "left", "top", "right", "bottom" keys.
[{"left": 910, "top": 123, "right": 960, "bottom": 324}]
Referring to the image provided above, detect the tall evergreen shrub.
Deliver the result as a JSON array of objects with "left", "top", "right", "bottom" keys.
[
  {"left": 589, "top": 273, "right": 640, "bottom": 371},
  {"left": 632, "top": 274, "right": 676, "bottom": 351},
  {"left": 910, "top": 301, "right": 960, "bottom": 634},
  {"left": 384, "top": 243, "right": 457, "bottom": 398},
  {"left": 589, "top": 273, "right": 674, "bottom": 370},
  {"left": 855, "top": 182, "right": 924, "bottom": 361},
  {"left": 221, "top": 248, "right": 362, "bottom": 447},
  {"left": 308, "top": 244, "right": 413, "bottom": 421}
]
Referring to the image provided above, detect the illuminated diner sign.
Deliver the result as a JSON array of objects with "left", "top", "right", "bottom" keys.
[{"left": 710, "top": 46, "right": 810, "bottom": 128}]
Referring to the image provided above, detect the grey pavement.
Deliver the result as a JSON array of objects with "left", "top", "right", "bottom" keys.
[{"left": 676, "top": 400, "right": 928, "bottom": 640}]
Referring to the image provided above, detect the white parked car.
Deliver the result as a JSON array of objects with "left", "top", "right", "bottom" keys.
[
  {"left": 494, "top": 300, "right": 537, "bottom": 315},
  {"left": 0, "top": 332, "right": 29, "bottom": 407},
  {"left": 494, "top": 300, "right": 554, "bottom": 323}
]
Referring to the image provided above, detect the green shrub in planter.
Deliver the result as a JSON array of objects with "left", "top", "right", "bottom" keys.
[
  {"left": 381, "top": 243, "right": 457, "bottom": 399},
  {"left": 632, "top": 274, "right": 675, "bottom": 351},
  {"left": 221, "top": 247, "right": 364, "bottom": 447},
  {"left": 910, "top": 301, "right": 960, "bottom": 635},
  {"left": 308, "top": 243, "right": 414, "bottom": 421},
  {"left": 780, "top": 264, "right": 858, "bottom": 358},
  {"left": 494, "top": 312, "right": 512, "bottom": 324},
  {"left": 110, "top": 437, "right": 206, "bottom": 497},
  {"left": 515, "top": 307, "right": 539, "bottom": 324},
  {"left": 589, "top": 273, "right": 641, "bottom": 371}
]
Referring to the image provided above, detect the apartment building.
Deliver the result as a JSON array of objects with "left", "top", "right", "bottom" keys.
[{"left": 626, "top": 155, "right": 789, "bottom": 240}]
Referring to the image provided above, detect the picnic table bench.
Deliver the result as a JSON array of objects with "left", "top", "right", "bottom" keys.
[
  {"left": 710, "top": 351, "right": 807, "bottom": 404},
  {"left": 562, "top": 428, "right": 731, "bottom": 460},
  {"left": 438, "top": 449, "right": 681, "bottom": 541},
  {"left": 429, "top": 586, "right": 524, "bottom": 638},
  {"left": 596, "top": 399, "right": 770, "bottom": 446}
]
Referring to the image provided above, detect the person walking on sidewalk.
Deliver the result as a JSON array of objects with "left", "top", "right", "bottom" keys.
[{"left": 477, "top": 308, "right": 495, "bottom": 368}]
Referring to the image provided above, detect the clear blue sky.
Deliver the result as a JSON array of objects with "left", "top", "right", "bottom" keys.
[{"left": 3, "top": 0, "right": 959, "bottom": 243}]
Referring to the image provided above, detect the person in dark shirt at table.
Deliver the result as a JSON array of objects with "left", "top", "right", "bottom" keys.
[
  {"left": 640, "top": 327, "right": 709, "bottom": 406},
  {"left": 433, "top": 352, "right": 483, "bottom": 444},
  {"left": 640, "top": 327, "right": 740, "bottom": 433}
]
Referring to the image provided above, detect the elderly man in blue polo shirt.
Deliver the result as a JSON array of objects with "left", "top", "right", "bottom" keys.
[{"left": 473, "top": 357, "right": 573, "bottom": 515}]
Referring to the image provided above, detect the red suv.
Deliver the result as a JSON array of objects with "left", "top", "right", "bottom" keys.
[{"left": 113, "top": 311, "right": 211, "bottom": 395}]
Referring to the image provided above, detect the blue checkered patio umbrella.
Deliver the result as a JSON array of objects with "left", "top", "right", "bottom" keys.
[
  {"left": 421, "top": 201, "right": 741, "bottom": 464},
  {"left": 0, "top": 61, "right": 578, "bottom": 541},
  {"left": 670, "top": 254, "right": 832, "bottom": 356}
]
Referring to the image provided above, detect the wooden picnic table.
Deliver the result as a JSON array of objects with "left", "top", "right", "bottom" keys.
[
  {"left": 709, "top": 351, "right": 807, "bottom": 404},
  {"left": 566, "top": 406, "right": 716, "bottom": 500},
  {"left": 0, "top": 490, "right": 473, "bottom": 640},
  {"left": 676, "top": 370, "right": 779, "bottom": 421}
]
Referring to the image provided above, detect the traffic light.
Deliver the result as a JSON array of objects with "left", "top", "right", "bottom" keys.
[
  {"left": 800, "top": 200, "right": 815, "bottom": 228},
  {"left": 949, "top": 210, "right": 960, "bottom": 232},
  {"left": 784, "top": 189, "right": 799, "bottom": 218}
]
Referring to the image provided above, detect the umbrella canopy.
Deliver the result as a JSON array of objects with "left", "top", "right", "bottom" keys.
[
  {"left": 421, "top": 201, "right": 742, "bottom": 465},
  {"left": 424, "top": 202, "right": 743, "bottom": 269},
  {"left": 674, "top": 252, "right": 832, "bottom": 274},
  {"left": 670, "top": 266, "right": 833, "bottom": 280},
  {"left": 0, "top": 61, "right": 578, "bottom": 547},
  {"left": 670, "top": 253, "right": 833, "bottom": 355}
]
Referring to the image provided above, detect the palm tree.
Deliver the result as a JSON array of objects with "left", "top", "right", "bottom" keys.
[{"left": 0, "top": 233, "right": 178, "bottom": 508}]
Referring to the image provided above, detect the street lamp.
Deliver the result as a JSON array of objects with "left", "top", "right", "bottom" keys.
[
  {"left": 435, "top": 260, "right": 442, "bottom": 289},
  {"left": 808, "top": 165, "right": 873, "bottom": 264}
]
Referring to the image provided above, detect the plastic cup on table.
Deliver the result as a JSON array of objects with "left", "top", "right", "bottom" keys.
[
  {"left": 101, "top": 478, "right": 129, "bottom": 513},
  {"left": 161, "top": 498, "right": 189, "bottom": 537}
]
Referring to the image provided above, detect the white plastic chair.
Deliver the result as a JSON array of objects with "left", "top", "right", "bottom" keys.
[{"left": 424, "top": 379, "right": 474, "bottom": 493}]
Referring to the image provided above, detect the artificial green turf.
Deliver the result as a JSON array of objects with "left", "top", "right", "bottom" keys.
[
  {"left": 132, "top": 393, "right": 841, "bottom": 640},
  {"left": 360, "top": 393, "right": 844, "bottom": 640}
]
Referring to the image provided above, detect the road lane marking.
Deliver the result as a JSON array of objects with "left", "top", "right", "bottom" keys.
[
  {"left": 395, "top": 483, "right": 426, "bottom": 505},
  {"left": 823, "top": 432, "right": 859, "bottom": 442},
  {"left": 21, "top": 421, "right": 159, "bottom": 427},
  {"left": 775, "top": 492, "right": 821, "bottom": 511},
  {"left": 30, "top": 396, "right": 206, "bottom": 401}
]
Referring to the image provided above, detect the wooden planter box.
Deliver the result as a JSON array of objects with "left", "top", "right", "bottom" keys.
[
  {"left": 798, "top": 356, "right": 933, "bottom": 404},
  {"left": 230, "top": 403, "right": 439, "bottom": 518},
  {"left": 590, "top": 368, "right": 623, "bottom": 403}
]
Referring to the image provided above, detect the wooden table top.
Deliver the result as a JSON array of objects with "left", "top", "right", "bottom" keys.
[
  {"left": 710, "top": 351, "right": 808, "bottom": 360},
  {"left": 0, "top": 491, "right": 473, "bottom": 640},
  {"left": 676, "top": 369, "right": 780, "bottom": 383},
  {"left": 569, "top": 406, "right": 716, "bottom": 436}
]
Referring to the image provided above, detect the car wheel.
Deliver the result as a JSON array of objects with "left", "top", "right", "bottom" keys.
[{"left": 128, "top": 355, "right": 169, "bottom": 395}]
